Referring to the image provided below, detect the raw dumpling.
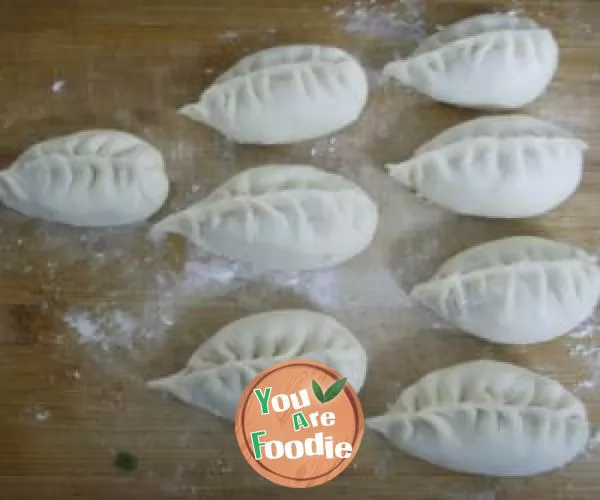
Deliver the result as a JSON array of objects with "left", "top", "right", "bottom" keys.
[
  {"left": 0, "top": 130, "right": 169, "bottom": 226},
  {"left": 368, "top": 360, "right": 589, "bottom": 476},
  {"left": 383, "top": 14, "right": 558, "bottom": 109},
  {"left": 150, "top": 165, "right": 378, "bottom": 271},
  {"left": 386, "top": 115, "right": 586, "bottom": 218},
  {"left": 180, "top": 45, "right": 368, "bottom": 144},
  {"left": 148, "top": 310, "right": 367, "bottom": 421},
  {"left": 411, "top": 236, "right": 600, "bottom": 344}
]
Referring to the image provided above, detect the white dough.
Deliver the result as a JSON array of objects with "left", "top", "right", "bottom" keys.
[
  {"left": 386, "top": 115, "right": 586, "bottom": 218},
  {"left": 368, "top": 360, "right": 590, "bottom": 477},
  {"left": 180, "top": 45, "right": 368, "bottom": 144},
  {"left": 383, "top": 14, "right": 558, "bottom": 109},
  {"left": 0, "top": 130, "right": 169, "bottom": 226},
  {"left": 150, "top": 165, "right": 378, "bottom": 271},
  {"left": 411, "top": 236, "right": 600, "bottom": 344},
  {"left": 148, "top": 310, "right": 367, "bottom": 421}
]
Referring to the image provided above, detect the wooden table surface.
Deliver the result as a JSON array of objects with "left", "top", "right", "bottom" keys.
[{"left": 0, "top": 0, "right": 599, "bottom": 499}]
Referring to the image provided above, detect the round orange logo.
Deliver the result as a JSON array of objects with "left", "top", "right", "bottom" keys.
[{"left": 235, "top": 360, "right": 364, "bottom": 488}]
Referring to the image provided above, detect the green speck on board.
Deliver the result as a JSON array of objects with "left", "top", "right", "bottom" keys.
[{"left": 113, "top": 451, "right": 138, "bottom": 472}]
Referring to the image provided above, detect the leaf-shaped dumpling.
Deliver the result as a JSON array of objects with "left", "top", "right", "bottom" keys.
[
  {"left": 383, "top": 14, "right": 558, "bottom": 109},
  {"left": 386, "top": 115, "right": 586, "bottom": 218},
  {"left": 180, "top": 45, "right": 368, "bottom": 144},
  {"left": 150, "top": 165, "right": 379, "bottom": 271},
  {"left": 368, "top": 360, "right": 590, "bottom": 477},
  {"left": 411, "top": 236, "right": 600, "bottom": 344},
  {"left": 147, "top": 310, "right": 367, "bottom": 421},
  {"left": 0, "top": 130, "right": 169, "bottom": 226}
]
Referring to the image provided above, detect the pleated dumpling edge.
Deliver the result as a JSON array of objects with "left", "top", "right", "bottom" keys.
[
  {"left": 181, "top": 45, "right": 368, "bottom": 144},
  {"left": 386, "top": 115, "right": 586, "bottom": 218},
  {"left": 367, "top": 360, "right": 590, "bottom": 477},
  {"left": 0, "top": 130, "right": 169, "bottom": 227},
  {"left": 410, "top": 236, "right": 600, "bottom": 345},
  {"left": 148, "top": 310, "right": 368, "bottom": 421},
  {"left": 383, "top": 13, "right": 559, "bottom": 109},
  {"left": 150, "top": 165, "right": 379, "bottom": 271}
]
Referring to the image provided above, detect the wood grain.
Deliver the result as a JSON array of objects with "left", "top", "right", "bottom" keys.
[{"left": 0, "top": 0, "right": 599, "bottom": 499}]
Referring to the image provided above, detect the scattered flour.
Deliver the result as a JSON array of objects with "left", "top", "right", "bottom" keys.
[
  {"left": 563, "top": 304, "right": 600, "bottom": 396},
  {"left": 64, "top": 309, "right": 139, "bottom": 352},
  {"left": 51, "top": 79, "right": 66, "bottom": 93},
  {"left": 63, "top": 251, "right": 244, "bottom": 365},
  {"left": 217, "top": 30, "right": 240, "bottom": 42},
  {"left": 24, "top": 403, "right": 52, "bottom": 422},
  {"left": 333, "top": 0, "right": 425, "bottom": 40}
]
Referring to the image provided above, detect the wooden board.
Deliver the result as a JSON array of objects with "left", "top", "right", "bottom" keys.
[{"left": 0, "top": 0, "right": 599, "bottom": 498}]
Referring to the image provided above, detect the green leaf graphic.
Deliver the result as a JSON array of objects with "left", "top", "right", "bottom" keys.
[
  {"left": 323, "top": 377, "right": 347, "bottom": 402},
  {"left": 312, "top": 380, "right": 325, "bottom": 403}
]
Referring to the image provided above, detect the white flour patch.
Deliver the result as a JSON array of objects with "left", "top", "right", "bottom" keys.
[
  {"left": 24, "top": 403, "right": 52, "bottom": 422},
  {"left": 51, "top": 79, "right": 66, "bottom": 93},
  {"left": 265, "top": 266, "right": 410, "bottom": 320},
  {"left": 65, "top": 309, "right": 138, "bottom": 351},
  {"left": 333, "top": 0, "right": 426, "bottom": 40},
  {"left": 567, "top": 313, "right": 600, "bottom": 392},
  {"left": 218, "top": 30, "right": 240, "bottom": 42},
  {"left": 215, "top": 25, "right": 280, "bottom": 46},
  {"left": 64, "top": 250, "right": 244, "bottom": 367}
]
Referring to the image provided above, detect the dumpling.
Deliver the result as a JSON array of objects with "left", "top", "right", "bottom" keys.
[
  {"left": 383, "top": 14, "right": 558, "bottom": 109},
  {"left": 368, "top": 360, "right": 590, "bottom": 477},
  {"left": 150, "top": 165, "right": 378, "bottom": 271},
  {"left": 386, "top": 115, "right": 586, "bottom": 218},
  {"left": 0, "top": 130, "right": 169, "bottom": 226},
  {"left": 147, "top": 310, "right": 367, "bottom": 421},
  {"left": 411, "top": 236, "right": 600, "bottom": 344},
  {"left": 180, "top": 45, "right": 368, "bottom": 144}
]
